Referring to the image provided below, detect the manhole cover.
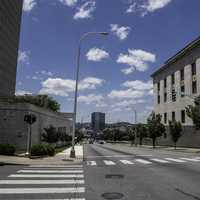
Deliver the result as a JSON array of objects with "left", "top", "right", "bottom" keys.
[
  {"left": 105, "top": 174, "right": 124, "bottom": 179},
  {"left": 102, "top": 192, "right": 124, "bottom": 200}
]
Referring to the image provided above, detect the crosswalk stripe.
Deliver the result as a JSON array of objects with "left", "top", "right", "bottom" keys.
[
  {"left": 0, "top": 180, "right": 85, "bottom": 184},
  {"left": 135, "top": 159, "right": 152, "bottom": 164},
  {"left": 179, "top": 158, "right": 200, "bottom": 162},
  {"left": 87, "top": 161, "right": 97, "bottom": 166},
  {"left": 8, "top": 174, "right": 84, "bottom": 178},
  {"left": 0, "top": 187, "right": 85, "bottom": 194},
  {"left": 18, "top": 170, "right": 83, "bottom": 173},
  {"left": 165, "top": 158, "right": 186, "bottom": 163},
  {"left": 119, "top": 160, "right": 134, "bottom": 165},
  {"left": 103, "top": 160, "right": 116, "bottom": 165},
  {"left": 29, "top": 165, "right": 83, "bottom": 168},
  {"left": 150, "top": 158, "right": 170, "bottom": 163},
  {"left": 44, "top": 199, "right": 85, "bottom": 200}
]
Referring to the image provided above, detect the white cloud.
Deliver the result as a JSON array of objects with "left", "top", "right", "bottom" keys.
[
  {"left": 111, "top": 99, "right": 145, "bottom": 108},
  {"left": 117, "top": 49, "right": 156, "bottom": 73},
  {"left": 110, "top": 24, "right": 131, "bottom": 40},
  {"left": 23, "top": 0, "right": 37, "bottom": 12},
  {"left": 15, "top": 90, "right": 32, "bottom": 96},
  {"left": 122, "top": 80, "right": 153, "bottom": 90},
  {"left": 78, "top": 94, "right": 104, "bottom": 105},
  {"left": 39, "top": 77, "right": 105, "bottom": 97},
  {"left": 58, "top": 0, "right": 78, "bottom": 7},
  {"left": 86, "top": 48, "right": 109, "bottom": 62},
  {"left": 108, "top": 89, "right": 145, "bottom": 99},
  {"left": 18, "top": 50, "right": 30, "bottom": 65},
  {"left": 40, "top": 70, "right": 53, "bottom": 76},
  {"left": 126, "top": 0, "right": 173, "bottom": 16},
  {"left": 121, "top": 67, "right": 136, "bottom": 75},
  {"left": 73, "top": 1, "right": 96, "bottom": 20}
]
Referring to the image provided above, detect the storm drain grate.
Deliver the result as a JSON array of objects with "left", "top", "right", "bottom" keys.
[
  {"left": 102, "top": 192, "right": 124, "bottom": 200},
  {"left": 105, "top": 174, "right": 124, "bottom": 179}
]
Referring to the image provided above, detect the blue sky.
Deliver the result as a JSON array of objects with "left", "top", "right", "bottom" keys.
[{"left": 16, "top": 0, "right": 200, "bottom": 123}]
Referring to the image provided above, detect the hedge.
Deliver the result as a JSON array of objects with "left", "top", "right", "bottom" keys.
[
  {"left": 30, "top": 144, "right": 55, "bottom": 156},
  {"left": 0, "top": 144, "right": 16, "bottom": 156}
]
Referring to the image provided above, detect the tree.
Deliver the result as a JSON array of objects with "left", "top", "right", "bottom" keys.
[
  {"left": 147, "top": 112, "right": 166, "bottom": 148},
  {"left": 186, "top": 95, "right": 200, "bottom": 130},
  {"left": 169, "top": 120, "right": 183, "bottom": 149},
  {"left": 136, "top": 124, "right": 147, "bottom": 146},
  {"left": 127, "top": 126, "right": 135, "bottom": 146},
  {"left": 75, "top": 129, "right": 84, "bottom": 143},
  {"left": 42, "top": 125, "right": 59, "bottom": 144}
]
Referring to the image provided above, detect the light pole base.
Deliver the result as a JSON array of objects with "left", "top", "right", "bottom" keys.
[{"left": 70, "top": 149, "right": 76, "bottom": 158}]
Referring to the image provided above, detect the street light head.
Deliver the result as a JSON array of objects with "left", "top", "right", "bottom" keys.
[{"left": 100, "top": 32, "right": 109, "bottom": 36}]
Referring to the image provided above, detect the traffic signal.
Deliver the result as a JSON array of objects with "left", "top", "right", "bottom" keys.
[{"left": 24, "top": 114, "right": 37, "bottom": 125}]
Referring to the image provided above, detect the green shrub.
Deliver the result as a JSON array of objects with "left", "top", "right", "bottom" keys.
[
  {"left": 30, "top": 144, "right": 55, "bottom": 156},
  {"left": 0, "top": 144, "right": 16, "bottom": 156}
]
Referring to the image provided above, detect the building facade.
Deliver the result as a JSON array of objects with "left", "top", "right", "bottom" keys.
[
  {"left": 151, "top": 36, "right": 200, "bottom": 147},
  {"left": 0, "top": 0, "right": 23, "bottom": 96},
  {"left": 91, "top": 112, "right": 105, "bottom": 131}
]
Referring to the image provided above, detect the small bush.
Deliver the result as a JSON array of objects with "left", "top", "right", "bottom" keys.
[
  {"left": 30, "top": 144, "right": 55, "bottom": 156},
  {"left": 0, "top": 144, "right": 16, "bottom": 156}
]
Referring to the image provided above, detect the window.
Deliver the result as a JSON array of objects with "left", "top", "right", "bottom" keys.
[
  {"left": 172, "top": 111, "right": 176, "bottom": 122},
  {"left": 172, "top": 89, "right": 176, "bottom": 102},
  {"left": 164, "top": 92, "right": 167, "bottom": 102},
  {"left": 181, "top": 85, "right": 185, "bottom": 97},
  {"left": 181, "top": 110, "right": 185, "bottom": 123},
  {"left": 192, "top": 81, "right": 197, "bottom": 94},
  {"left": 164, "top": 113, "right": 167, "bottom": 124},
  {"left": 157, "top": 82, "right": 160, "bottom": 92},
  {"left": 171, "top": 74, "right": 175, "bottom": 85},
  {"left": 164, "top": 78, "right": 167, "bottom": 88},
  {"left": 180, "top": 69, "right": 184, "bottom": 81},
  {"left": 157, "top": 95, "right": 160, "bottom": 104},
  {"left": 192, "top": 62, "right": 196, "bottom": 75}
]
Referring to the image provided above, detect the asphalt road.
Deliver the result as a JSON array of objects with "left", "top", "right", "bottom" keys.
[{"left": 83, "top": 143, "right": 200, "bottom": 200}]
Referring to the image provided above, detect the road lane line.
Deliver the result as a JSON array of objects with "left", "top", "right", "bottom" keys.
[
  {"left": 0, "top": 187, "right": 85, "bottom": 194},
  {"left": 8, "top": 174, "right": 84, "bottom": 178},
  {"left": 135, "top": 159, "right": 152, "bottom": 164},
  {"left": 150, "top": 158, "right": 170, "bottom": 163},
  {"left": 87, "top": 161, "right": 97, "bottom": 166},
  {"left": 165, "top": 158, "right": 186, "bottom": 163},
  {"left": 179, "top": 158, "right": 200, "bottom": 162},
  {"left": 0, "top": 180, "right": 85, "bottom": 184},
  {"left": 119, "top": 160, "right": 134, "bottom": 165},
  {"left": 103, "top": 160, "right": 116, "bottom": 165},
  {"left": 17, "top": 170, "right": 83, "bottom": 173}
]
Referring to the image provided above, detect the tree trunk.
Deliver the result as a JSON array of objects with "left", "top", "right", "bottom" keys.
[{"left": 152, "top": 138, "right": 156, "bottom": 148}]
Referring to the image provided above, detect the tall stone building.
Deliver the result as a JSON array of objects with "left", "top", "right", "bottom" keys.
[{"left": 0, "top": 0, "right": 23, "bottom": 96}]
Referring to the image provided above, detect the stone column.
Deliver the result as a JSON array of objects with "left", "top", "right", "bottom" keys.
[{"left": 196, "top": 58, "right": 200, "bottom": 94}]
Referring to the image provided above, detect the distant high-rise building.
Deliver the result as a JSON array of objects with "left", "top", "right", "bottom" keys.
[
  {"left": 0, "top": 0, "right": 23, "bottom": 96},
  {"left": 91, "top": 112, "right": 105, "bottom": 131}
]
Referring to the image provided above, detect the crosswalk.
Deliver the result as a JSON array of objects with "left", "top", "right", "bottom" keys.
[
  {"left": 0, "top": 164, "right": 86, "bottom": 199},
  {"left": 86, "top": 157, "right": 200, "bottom": 167}
]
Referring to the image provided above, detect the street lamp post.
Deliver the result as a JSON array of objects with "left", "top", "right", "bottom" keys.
[{"left": 70, "top": 32, "right": 109, "bottom": 158}]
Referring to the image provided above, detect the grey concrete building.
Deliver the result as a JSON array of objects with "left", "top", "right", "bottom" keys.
[
  {"left": 91, "top": 112, "right": 105, "bottom": 131},
  {"left": 151, "top": 36, "right": 200, "bottom": 147},
  {"left": 0, "top": 0, "right": 23, "bottom": 96},
  {"left": 0, "top": 102, "right": 73, "bottom": 150}
]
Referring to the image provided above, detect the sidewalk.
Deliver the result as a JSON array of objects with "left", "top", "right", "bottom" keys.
[{"left": 0, "top": 145, "right": 83, "bottom": 166}]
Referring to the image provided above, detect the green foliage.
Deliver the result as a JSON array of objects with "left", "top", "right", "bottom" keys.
[
  {"left": 0, "top": 95, "right": 60, "bottom": 112},
  {"left": 169, "top": 120, "right": 183, "bottom": 149},
  {"left": 186, "top": 95, "right": 200, "bottom": 130},
  {"left": 75, "top": 129, "right": 84, "bottom": 143},
  {"left": 147, "top": 112, "right": 166, "bottom": 148},
  {"left": 30, "top": 144, "right": 55, "bottom": 156},
  {"left": 0, "top": 144, "right": 16, "bottom": 156},
  {"left": 42, "top": 125, "right": 59, "bottom": 144},
  {"left": 135, "top": 124, "right": 148, "bottom": 145},
  {"left": 59, "top": 132, "right": 72, "bottom": 142}
]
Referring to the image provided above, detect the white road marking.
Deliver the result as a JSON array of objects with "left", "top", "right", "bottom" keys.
[
  {"left": 44, "top": 199, "right": 85, "bottom": 200},
  {"left": 86, "top": 155, "right": 132, "bottom": 158},
  {"left": 119, "top": 160, "right": 134, "bottom": 165},
  {"left": 17, "top": 170, "right": 83, "bottom": 173},
  {"left": 135, "top": 159, "right": 152, "bottom": 164},
  {"left": 0, "top": 187, "right": 85, "bottom": 194},
  {"left": 150, "top": 158, "right": 170, "bottom": 163},
  {"left": 165, "top": 158, "right": 186, "bottom": 163},
  {"left": 87, "top": 161, "right": 97, "bottom": 166},
  {"left": 28, "top": 165, "right": 83, "bottom": 168},
  {"left": 103, "top": 160, "right": 116, "bottom": 165},
  {"left": 0, "top": 180, "right": 85, "bottom": 184},
  {"left": 8, "top": 174, "right": 84, "bottom": 178},
  {"left": 179, "top": 158, "right": 200, "bottom": 162}
]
